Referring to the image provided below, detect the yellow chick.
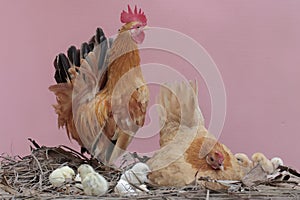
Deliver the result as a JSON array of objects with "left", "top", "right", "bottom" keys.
[
  {"left": 235, "top": 153, "right": 253, "bottom": 176},
  {"left": 81, "top": 171, "right": 108, "bottom": 196},
  {"left": 78, "top": 164, "right": 108, "bottom": 196},
  {"left": 74, "top": 173, "right": 83, "bottom": 189},
  {"left": 252, "top": 152, "right": 274, "bottom": 174},
  {"left": 77, "top": 164, "right": 95, "bottom": 180},
  {"left": 49, "top": 166, "right": 75, "bottom": 187}
]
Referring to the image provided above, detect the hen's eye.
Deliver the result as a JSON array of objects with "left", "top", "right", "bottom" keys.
[
  {"left": 137, "top": 26, "right": 140, "bottom": 29},
  {"left": 210, "top": 157, "right": 214, "bottom": 162}
]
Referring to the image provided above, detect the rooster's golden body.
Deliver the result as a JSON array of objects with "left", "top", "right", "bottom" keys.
[{"left": 49, "top": 5, "right": 149, "bottom": 164}]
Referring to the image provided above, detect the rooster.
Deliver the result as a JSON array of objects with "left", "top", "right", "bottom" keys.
[
  {"left": 49, "top": 5, "right": 149, "bottom": 164},
  {"left": 147, "top": 81, "right": 243, "bottom": 189}
]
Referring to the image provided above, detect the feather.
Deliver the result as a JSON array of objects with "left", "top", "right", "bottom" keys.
[
  {"left": 50, "top": 21, "right": 149, "bottom": 164},
  {"left": 147, "top": 81, "right": 243, "bottom": 189},
  {"left": 156, "top": 81, "right": 206, "bottom": 147},
  {"left": 71, "top": 28, "right": 118, "bottom": 163},
  {"left": 50, "top": 27, "right": 112, "bottom": 152},
  {"left": 54, "top": 53, "right": 71, "bottom": 83},
  {"left": 67, "top": 46, "right": 80, "bottom": 69},
  {"left": 81, "top": 42, "right": 91, "bottom": 59}
]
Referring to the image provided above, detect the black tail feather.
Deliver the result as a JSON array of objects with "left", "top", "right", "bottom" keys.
[
  {"left": 75, "top": 49, "right": 80, "bottom": 67},
  {"left": 53, "top": 27, "right": 109, "bottom": 84},
  {"left": 54, "top": 53, "right": 71, "bottom": 83},
  {"left": 81, "top": 42, "right": 91, "bottom": 59},
  {"left": 95, "top": 28, "right": 106, "bottom": 44},
  {"left": 67, "top": 46, "right": 77, "bottom": 65},
  {"left": 88, "top": 42, "right": 94, "bottom": 51},
  {"left": 67, "top": 46, "right": 81, "bottom": 67},
  {"left": 89, "top": 35, "right": 96, "bottom": 46}
]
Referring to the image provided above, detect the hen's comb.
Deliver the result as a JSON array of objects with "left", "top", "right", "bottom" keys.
[
  {"left": 121, "top": 5, "right": 147, "bottom": 25},
  {"left": 215, "top": 151, "right": 224, "bottom": 162}
]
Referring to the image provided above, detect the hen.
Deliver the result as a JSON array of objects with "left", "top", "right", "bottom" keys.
[
  {"left": 147, "top": 81, "right": 243, "bottom": 189},
  {"left": 49, "top": 5, "right": 149, "bottom": 164}
]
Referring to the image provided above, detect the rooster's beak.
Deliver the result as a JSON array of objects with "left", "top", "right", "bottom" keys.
[{"left": 143, "top": 26, "right": 150, "bottom": 30}]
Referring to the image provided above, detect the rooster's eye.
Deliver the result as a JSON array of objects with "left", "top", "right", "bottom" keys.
[
  {"left": 137, "top": 26, "right": 140, "bottom": 29},
  {"left": 210, "top": 157, "right": 214, "bottom": 162}
]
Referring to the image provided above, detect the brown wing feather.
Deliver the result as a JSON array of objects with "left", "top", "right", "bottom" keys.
[{"left": 129, "top": 85, "right": 149, "bottom": 126}]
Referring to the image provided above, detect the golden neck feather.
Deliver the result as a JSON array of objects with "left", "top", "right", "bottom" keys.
[{"left": 106, "top": 30, "right": 141, "bottom": 90}]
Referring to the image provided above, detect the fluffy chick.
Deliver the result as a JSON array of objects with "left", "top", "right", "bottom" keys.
[
  {"left": 114, "top": 179, "right": 149, "bottom": 195},
  {"left": 271, "top": 157, "right": 283, "bottom": 170},
  {"left": 120, "top": 162, "right": 151, "bottom": 184},
  {"left": 137, "top": 184, "right": 149, "bottom": 193},
  {"left": 78, "top": 164, "right": 108, "bottom": 196},
  {"left": 114, "top": 179, "right": 136, "bottom": 195},
  {"left": 78, "top": 164, "right": 95, "bottom": 180},
  {"left": 235, "top": 153, "right": 253, "bottom": 176},
  {"left": 252, "top": 152, "right": 274, "bottom": 174},
  {"left": 49, "top": 166, "right": 75, "bottom": 187},
  {"left": 74, "top": 173, "right": 83, "bottom": 189},
  {"left": 81, "top": 171, "right": 108, "bottom": 196}
]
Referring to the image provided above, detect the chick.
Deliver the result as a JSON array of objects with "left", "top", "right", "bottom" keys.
[
  {"left": 78, "top": 164, "right": 108, "bottom": 196},
  {"left": 74, "top": 173, "right": 83, "bottom": 190},
  {"left": 268, "top": 157, "right": 287, "bottom": 180},
  {"left": 137, "top": 184, "right": 149, "bottom": 193},
  {"left": 235, "top": 153, "right": 253, "bottom": 176},
  {"left": 81, "top": 172, "right": 108, "bottom": 196},
  {"left": 271, "top": 157, "right": 283, "bottom": 169},
  {"left": 120, "top": 162, "right": 151, "bottom": 184},
  {"left": 114, "top": 179, "right": 136, "bottom": 195},
  {"left": 77, "top": 164, "right": 95, "bottom": 180},
  {"left": 49, "top": 166, "right": 75, "bottom": 187},
  {"left": 252, "top": 152, "right": 274, "bottom": 174},
  {"left": 114, "top": 179, "right": 149, "bottom": 195}
]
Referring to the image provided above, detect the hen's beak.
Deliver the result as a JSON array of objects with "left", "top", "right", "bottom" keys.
[{"left": 220, "top": 165, "right": 224, "bottom": 171}]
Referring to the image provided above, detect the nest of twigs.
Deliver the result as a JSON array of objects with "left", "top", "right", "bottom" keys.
[{"left": 0, "top": 139, "right": 299, "bottom": 200}]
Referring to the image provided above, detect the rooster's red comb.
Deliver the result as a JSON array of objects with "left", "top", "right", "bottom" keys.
[{"left": 121, "top": 5, "right": 147, "bottom": 25}]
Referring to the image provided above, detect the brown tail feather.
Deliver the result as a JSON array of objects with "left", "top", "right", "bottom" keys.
[{"left": 49, "top": 82, "right": 83, "bottom": 146}]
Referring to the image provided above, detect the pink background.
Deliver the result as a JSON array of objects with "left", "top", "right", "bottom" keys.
[{"left": 0, "top": 1, "right": 299, "bottom": 168}]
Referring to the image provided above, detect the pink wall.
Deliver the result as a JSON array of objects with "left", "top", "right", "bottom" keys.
[{"left": 0, "top": 1, "right": 299, "bottom": 168}]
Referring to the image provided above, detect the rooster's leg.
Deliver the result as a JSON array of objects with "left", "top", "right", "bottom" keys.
[{"left": 108, "top": 130, "right": 133, "bottom": 164}]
